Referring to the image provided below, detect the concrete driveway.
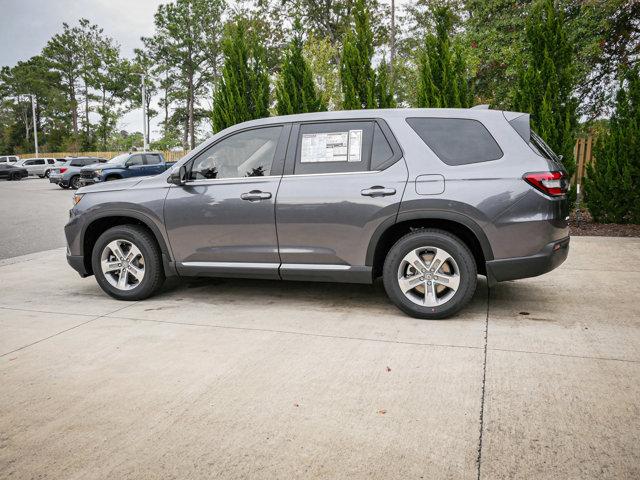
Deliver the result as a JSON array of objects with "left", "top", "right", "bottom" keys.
[{"left": 0, "top": 235, "right": 639, "bottom": 478}]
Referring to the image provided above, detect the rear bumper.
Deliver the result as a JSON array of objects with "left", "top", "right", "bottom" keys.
[
  {"left": 67, "top": 253, "right": 90, "bottom": 277},
  {"left": 49, "top": 175, "right": 61, "bottom": 184},
  {"left": 486, "top": 237, "right": 569, "bottom": 285}
]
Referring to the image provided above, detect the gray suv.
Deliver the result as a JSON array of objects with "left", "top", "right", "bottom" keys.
[{"left": 65, "top": 109, "right": 569, "bottom": 319}]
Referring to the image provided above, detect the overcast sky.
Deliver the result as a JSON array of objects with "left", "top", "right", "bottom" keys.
[{"left": 0, "top": 0, "right": 407, "bottom": 139}]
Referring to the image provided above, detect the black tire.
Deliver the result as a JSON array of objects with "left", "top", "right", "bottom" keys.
[
  {"left": 91, "top": 225, "right": 165, "bottom": 301},
  {"left": 70, "top": 175, "right": 81, "bottom": 190},
  {"left": 382, "top": 229, "right": 477, "bottom": 320},
  {"left": 10, "top": 172, "right": 20, "bottom": 181},
  {"left": 59, "top": 183, "right": 68, "bottom": 189},
  {"left": 44, "top": 170, "right": 51, "bottom": 178}
]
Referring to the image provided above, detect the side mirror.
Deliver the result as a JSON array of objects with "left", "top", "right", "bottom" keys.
[{"left": 167, "top": 165, "right": 188, "bottom": 186}]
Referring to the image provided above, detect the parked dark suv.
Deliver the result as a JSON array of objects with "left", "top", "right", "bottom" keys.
[{"left": 65, "top": 109, "right": 569, "bottom": 319}]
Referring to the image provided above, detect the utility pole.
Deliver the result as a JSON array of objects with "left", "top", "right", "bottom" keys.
[
  {"left": 140, "top": 74, "right": 148, "bottom": 152},
  {"left": 30, "top": 94, "right": 39, "bottom": 156}
]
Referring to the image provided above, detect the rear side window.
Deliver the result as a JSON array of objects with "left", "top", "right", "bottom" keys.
[
  {"left": 371, "top": 123, "right": 394, "bottom": 170},
  {"left": 70, "top": 159, "right": 83, "bottom": 167},
  {"left": 144, "top": 154, "right": 162, "bottom": 165},
  {"left": 407, "top": 118, "right": 503, "bottom": 166},
  {"left": 294, "top": 121, "right": 373, "bottom": 175}
]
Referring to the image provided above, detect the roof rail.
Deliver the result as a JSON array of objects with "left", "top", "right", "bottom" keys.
[{"left": 470, "top": 104, "right": 490, "bottom": 110}]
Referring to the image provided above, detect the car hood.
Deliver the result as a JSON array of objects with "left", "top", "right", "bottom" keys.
[
  {"left": 77, "top": 177, "right": 143, "bottom": 194},
  {"left": 80, "top": 163, "right": 122, "bottom": 172}
]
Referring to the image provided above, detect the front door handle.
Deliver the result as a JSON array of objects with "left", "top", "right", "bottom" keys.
[
  {"left": 241, "top": 190, "right": 272, "bottom": 201},
  {"left": 361, "top": 186, "right": 396, "bottom": 197}
]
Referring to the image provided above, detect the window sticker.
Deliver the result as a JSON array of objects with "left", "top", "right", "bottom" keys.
[
  {"left": 348, "top": 129, "right": 362, "bottom": 162},
  {"left": 301, "top": 129, "right": 363, "bottom": 163}
]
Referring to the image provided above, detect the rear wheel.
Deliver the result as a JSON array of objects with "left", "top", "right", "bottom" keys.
[
  {"left": 44, "top": 169, "right": 51, "bottom": 178},
  {"left": 91, "top": 225, "right": 165, "bottom": 301},
  {"left": 383, "top": 229, "right": 477, "bottom": 319},
  {"left": 70, "top": 175, "right": 81, "bottom": 190}
]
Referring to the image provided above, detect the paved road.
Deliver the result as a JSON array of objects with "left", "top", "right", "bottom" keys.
[
  {"left": 1, "top": 236, "right": 639, "bottom": 479},
  {"left": 0, "top": 177, "right": 72, "bottom": 259}
]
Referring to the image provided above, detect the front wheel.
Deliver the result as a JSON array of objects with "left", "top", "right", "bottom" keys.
[
  {"left": 91, "top": 225, "right": 165, "bottom": 301},
  {"left": 383, "top": 229, "right": 477, "bottom": 320}
]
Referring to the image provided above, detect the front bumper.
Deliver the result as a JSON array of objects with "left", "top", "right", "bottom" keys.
[
  {"left": 486, "top": 237, "right": 570, "bottom": 285},
  {"left": 79, "top": 177, "right": 99, "bottom": 187}
]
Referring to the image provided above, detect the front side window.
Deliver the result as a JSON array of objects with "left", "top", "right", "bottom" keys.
[
  {"left": 189, "top": 126, "right": 282, "bottom": 180},
  {"left": 294, "top": 121, "right": 374, "bottom": 175},
  {"left": 407, "top": 117, "right": 503, "bottom": 166},
  {"left": 144, "top": 154, "right": 162, "bottom": 165},
  {"left": 70, "top": 159, "right": 84, "bottom": 167},
  {"left": 127, "top": 155, "right": 144, "bottom": 166}
]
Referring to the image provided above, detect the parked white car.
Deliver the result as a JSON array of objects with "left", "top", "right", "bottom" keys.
[
  {"left": 0, "top": 155, "right": 19, "bottom": 164},
  {"left": 14, "top": 158, "right": 57, "bottom": 177}
]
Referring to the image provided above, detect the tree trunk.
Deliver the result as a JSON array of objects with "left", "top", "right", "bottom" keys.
[
  {"left": 84, "top": 79, "right": 90, "bottom": 137},
  {"left": 188, "top": 73, "right": 195, "bottom": 150},
  {"left": 390, "top": 0, "right": 396, "bottom": 81},
  {"left": 71, "top": 87, "right": 78, "bottom": 136},
  {"left": 182, "top": 97, "right": 189, "bottom": 150}
]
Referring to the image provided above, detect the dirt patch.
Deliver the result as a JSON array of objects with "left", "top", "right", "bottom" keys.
[{"left": 569, "top": 209, "right": 640, "bottom": 237}]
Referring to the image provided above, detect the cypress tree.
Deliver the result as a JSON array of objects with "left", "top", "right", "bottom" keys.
[
  {"left": 514, "top": 0, "right": 577, "bottom": 177},
  {"left": 416, "top": 5, "right": 472, "bottom": 109},
  {"left": 340, "top": 0, "right": 375, "bottom": 110},
  {"left": 375, "top": 58, "right": 396, "bottom": 108},
  {"left": 275, "top": 19, "right": 325, "bottom": 115},
  {"left": 212, "top": 19, "right": 269, "bottom": 132},
  {"left": 584, "top": 68, "right": 640, "bottom": 223}
]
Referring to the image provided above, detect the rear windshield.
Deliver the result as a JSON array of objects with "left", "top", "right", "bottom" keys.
[{"left": 406, "top": 117, "right": 503, "bottom": 166}]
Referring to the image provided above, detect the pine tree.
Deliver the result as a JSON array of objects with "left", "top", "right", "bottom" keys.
[
  {"left": 375, "top": 58, "right": 396, "bottom": 108},
  {"left": 584, "top": 68, "right": 640, "bottom": 223},
  {"left": 415, "top": 5, "right": 472, "bottom": 109},
  {"left": 212, "top": 19, "right": 269, "bottom": 132},
  {"left": 275, "top": 19, "right": 325, "bottom": 115},
  {"left": 340, "top": 0, "right": 375, "bottom": 110},
  {"left": 514, "top": 0, "right": 577, "bottom": 177}
]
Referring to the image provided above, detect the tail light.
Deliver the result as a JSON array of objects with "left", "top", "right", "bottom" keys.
[
  {"left": 60, "top": 168, "right": 67, "bottom": 173},
  {"left": 523, "top": 171, "right": 568, "bottom": 197}
]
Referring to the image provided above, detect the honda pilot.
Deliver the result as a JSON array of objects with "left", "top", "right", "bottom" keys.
[{"left": 65, "top": 108, "right": 569, "bottom": 319}]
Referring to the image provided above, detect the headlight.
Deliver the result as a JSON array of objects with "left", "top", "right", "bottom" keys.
[
  {"left": 72, "top": 194, "right": 84, "bottom": 206},
  {"left": 93, "top": 169, "right": 103, "bottom": 176}
]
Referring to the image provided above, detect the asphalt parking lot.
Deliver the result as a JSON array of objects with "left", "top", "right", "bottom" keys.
[{"left": 1, "top": 178, "right": 639, "bottom": 479}]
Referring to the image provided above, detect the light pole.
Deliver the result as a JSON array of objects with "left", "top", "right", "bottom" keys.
[
  {"left": 30, "top": 94, "right": 39, "bottom": 157},
  {"left": 137, "top": 73, "right": 148, "bottom": 152}
]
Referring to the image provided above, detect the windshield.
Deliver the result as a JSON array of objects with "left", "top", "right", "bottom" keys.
[{"left": 107, "top": 154, "right": 129, "bottom": 165}]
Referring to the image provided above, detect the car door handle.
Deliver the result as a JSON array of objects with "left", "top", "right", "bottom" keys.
[
  {"left": 361, "top": 186, "right": 396, "bottom": 197},
  {"left": 241, "top": 190, "right": 272, "bottom": 201}
]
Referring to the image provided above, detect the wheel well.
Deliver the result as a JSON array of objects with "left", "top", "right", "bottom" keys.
[
  {"left": 372, "top": 219, "right": 487, "bottom": 278},
  {"left": 105, "top": 174, "right": 121, "bottom": 180},
  {"left": 82, "top": 216, "right": 162, "bottom": 275}
]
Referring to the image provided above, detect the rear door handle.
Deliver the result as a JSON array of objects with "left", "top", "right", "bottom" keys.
[
  {"left": 241, "top": 190, "right": 272, "bottom": 201},
  {"left": 361, "top": 186, "right": 396, "bottom": 197}
]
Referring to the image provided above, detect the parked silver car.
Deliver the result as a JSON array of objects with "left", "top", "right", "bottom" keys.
[
  {"left": 49, "top": 157, "right": 108, "bottom": 189},
  {"left": 0, "top": 155, "right": 19, "bottom": 164},
  {"left": 66, "top": 108, "right": 569, "bottom": 319},
  {"left": 14, "top": 157, "right": 57, "bottom": 177}
]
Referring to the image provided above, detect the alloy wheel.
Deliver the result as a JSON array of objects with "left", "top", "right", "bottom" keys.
[
  {"left": 100, "top": 239, "right": 145, "bottom": 291},
  {"left": 397, "top": 246, "right": 460, "bottom": 307}
]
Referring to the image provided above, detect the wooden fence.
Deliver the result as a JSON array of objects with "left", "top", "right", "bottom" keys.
[
  {"left": 573, "top": 136, "right": 594, "bottom": 187},
  {"left": 18, "top": 150, "right": 189, "bottom": 163}
]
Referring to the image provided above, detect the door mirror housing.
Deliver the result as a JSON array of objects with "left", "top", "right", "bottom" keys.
[{"left": 167, "top": 165, "right": 188, "bottom": 186}]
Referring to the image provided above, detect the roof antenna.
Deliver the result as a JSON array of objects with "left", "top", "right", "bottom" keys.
[{"left": 470, "top": 104, "right": 490, "bottom": 110}]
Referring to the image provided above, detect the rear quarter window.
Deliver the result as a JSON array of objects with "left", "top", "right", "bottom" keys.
[{"left": 406, "top": 117, "right": 503, "bottom": 166}]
